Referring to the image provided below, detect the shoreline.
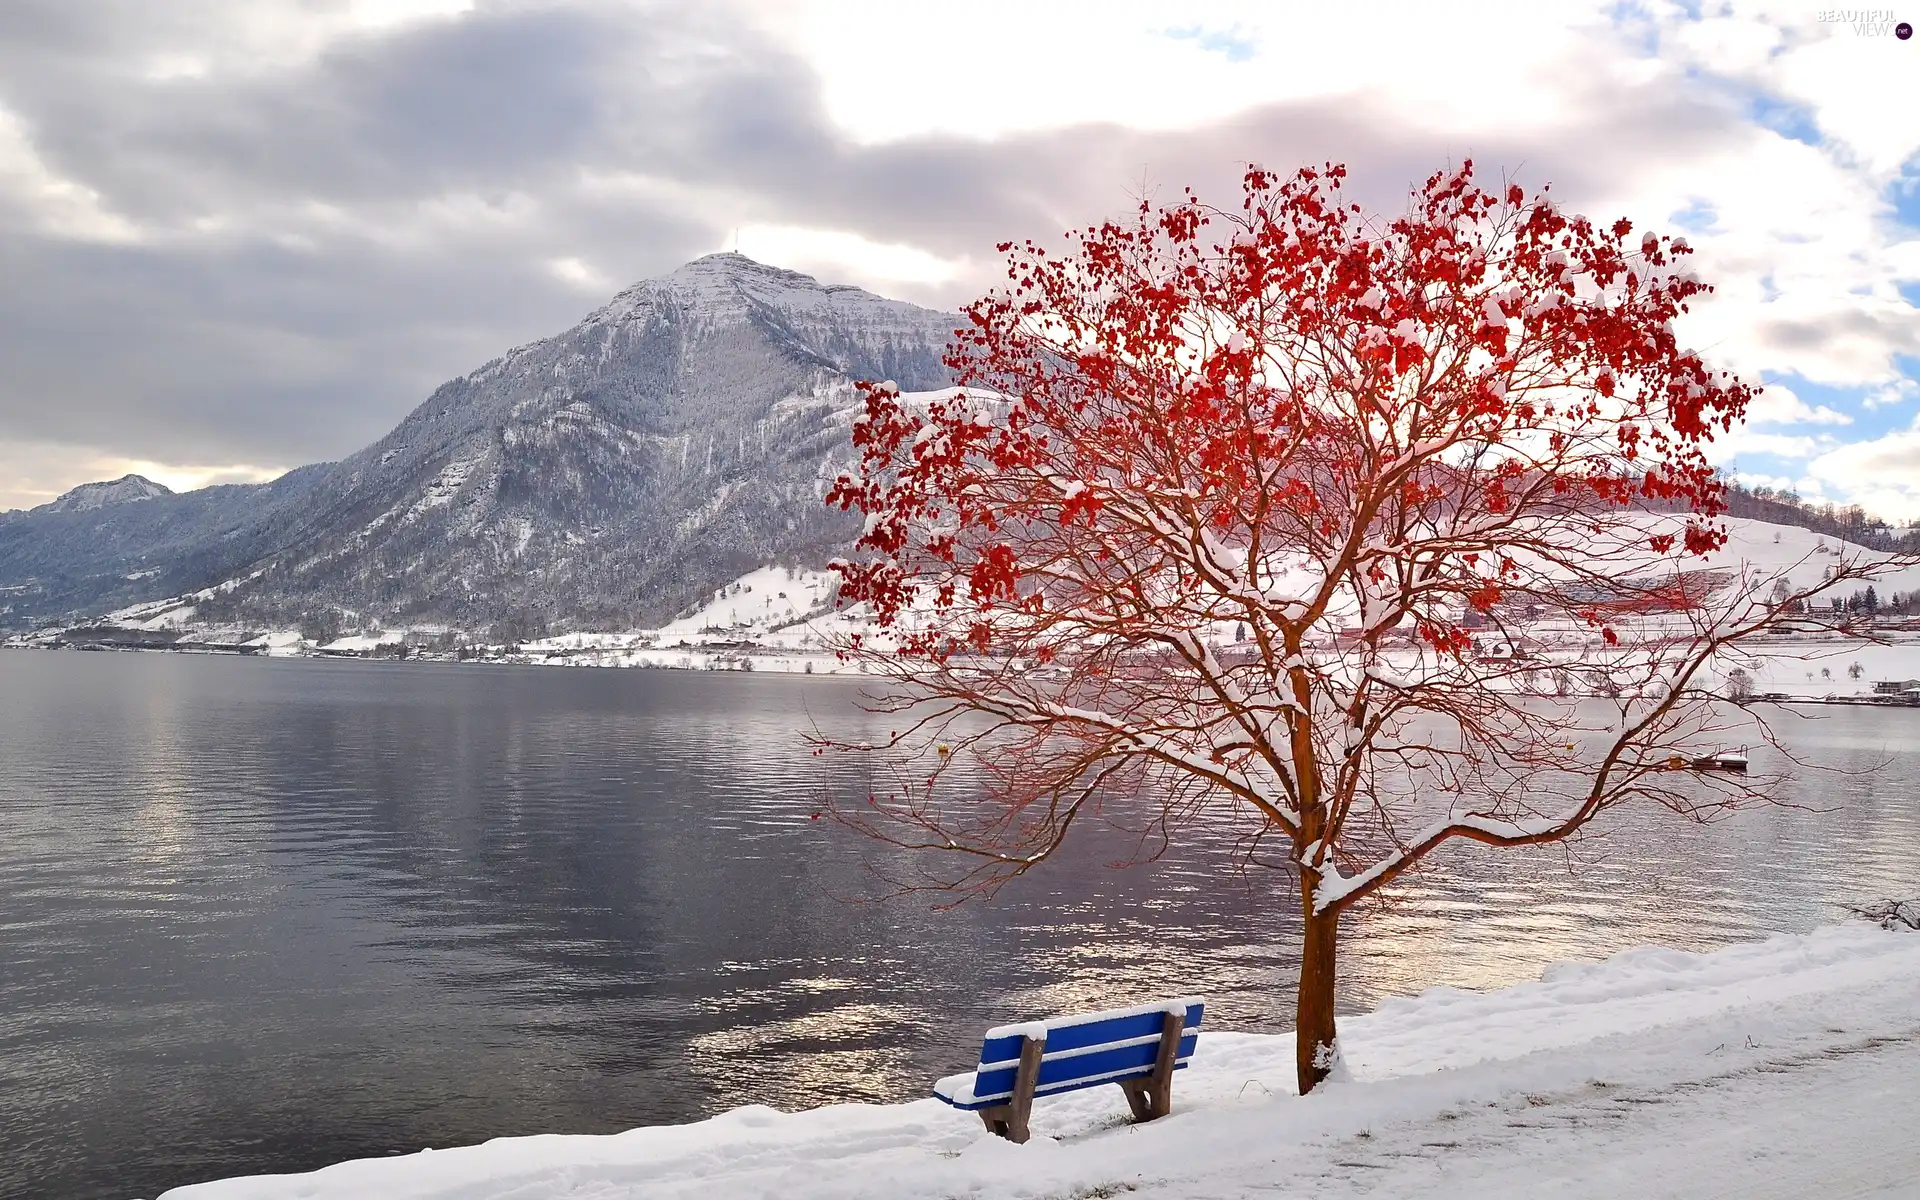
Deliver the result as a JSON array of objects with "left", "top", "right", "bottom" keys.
[
  {"left": 156, "top": 922, "right": 1920, "bottom": 1200},
  {"left": 0, "top": 639, "right": 869, "bottom": 675},
  {"left": 13, "top": 636, "right": 1920, "bottom": 702}
]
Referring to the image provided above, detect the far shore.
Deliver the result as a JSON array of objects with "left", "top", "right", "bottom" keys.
[{"left": 13, "top": 635, "right": 1920, "bottom": 709}]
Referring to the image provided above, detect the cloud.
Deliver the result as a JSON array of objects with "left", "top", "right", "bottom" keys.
[
  {"left": 1705, "top": 430, "right": 1838, "bottom": 466},
  {"left": 0, "top": 436, "right": 285, "bottom": 512},
  {"left": 0, "top": 1, "right": 733, "bottom": 465},
  {"left": 1808, "top": 430, "right": 1920, "bottom": 485},
  {"left": 1864, "top": 377, "right": 1920, "bottom": 409},
  {"left": 1618, "top": 1, "right": 1920, "bottom": 394},
  {"left": 731, "top": 225, "right": 967, "bottom": 287},
  {"left": 0, "top": 108, "right": 141, "bottom": 242},
  {"left": 0, "top": 0, "right": 1912, "bottom": 516},
  {"left": 1802, "top": 431, "right": 1920, "bottom": 520},
  {"left": 1750, "top": 304, "right": 1920, "bottom": 375},
  {"left": 1164, "top": 24, "right": 1261, "bottom": 64},
  {"left": 5, "top": 5, "right": 670, "bottom": 222},
  {"left": 1746, "top": 383, "right": 1853, "bottom": 426},
  {"left": 1729, "top": 471, "right": 1804, "bottom": 493}
]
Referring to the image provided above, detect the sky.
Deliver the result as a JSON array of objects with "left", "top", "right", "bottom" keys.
[{"left": 0, "top": 0, "right": 1915, "bottom": 516}]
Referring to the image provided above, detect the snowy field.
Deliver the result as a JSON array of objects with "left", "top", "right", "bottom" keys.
[{"left": 159, "top": 923, "right": 1920, "bottom": 1200}]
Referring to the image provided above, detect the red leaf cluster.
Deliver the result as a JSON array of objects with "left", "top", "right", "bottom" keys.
[{"left": 826, "top": 161, "right": 1751, "bottom": 661}]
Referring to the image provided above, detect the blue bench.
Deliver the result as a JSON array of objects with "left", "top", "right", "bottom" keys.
[{"left": 932, "top": 997, "right": 1204, "bottom": 1143}]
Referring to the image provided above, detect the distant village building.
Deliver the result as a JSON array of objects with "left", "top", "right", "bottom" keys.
[{"left": 1871, "top": 680, "right": 1920, "bottom": 695}]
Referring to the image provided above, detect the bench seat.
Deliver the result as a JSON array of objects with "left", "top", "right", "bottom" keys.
[{"left": 934, "top": 997, "right": 1203, "bottom": 1141}]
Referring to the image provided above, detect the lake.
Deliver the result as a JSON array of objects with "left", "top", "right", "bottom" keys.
[{"left": 1, "top": 651, "right": 1915, "bottom": 1200}]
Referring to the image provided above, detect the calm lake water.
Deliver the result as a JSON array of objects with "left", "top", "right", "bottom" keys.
[{"left": 1, "top": 651, "right": 1916, "bottom": 1200}]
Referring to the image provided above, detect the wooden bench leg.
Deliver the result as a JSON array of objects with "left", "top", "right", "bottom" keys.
[
  {"left": 1115, "top": 1011, "right": 1185, "bottom": 1123},
  {"left": 978, "top": 1035, "right": 1044, "bottom": 1144}
]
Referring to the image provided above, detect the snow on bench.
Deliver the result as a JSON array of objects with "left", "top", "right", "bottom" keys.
[{"left": 932, "top": 997, "right": 1204, "bottom": 1143}]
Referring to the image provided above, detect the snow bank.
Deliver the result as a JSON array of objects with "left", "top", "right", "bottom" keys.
[
  {"left": 654, "top": 566, "right": 840, "bottom": 639},
  {"left": 318, "top": 631, "right": 406, "bottom": 653},
  {"left": 158, "top": 923, "right": 1920, "bottom": 1200}
]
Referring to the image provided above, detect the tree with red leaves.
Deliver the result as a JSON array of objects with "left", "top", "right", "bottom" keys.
[{"left": 817, "top": 162, "right": 1895, "bottom": 1095}]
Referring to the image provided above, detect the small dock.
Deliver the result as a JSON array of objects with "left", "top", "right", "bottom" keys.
[{"left": 1666, "top": 751, "right": 1748, "bottom": 773}]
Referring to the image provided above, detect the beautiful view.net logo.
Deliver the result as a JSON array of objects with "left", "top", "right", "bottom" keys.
[{"left": 1816, "top": 8, "right": 1913, "bottom": 36}]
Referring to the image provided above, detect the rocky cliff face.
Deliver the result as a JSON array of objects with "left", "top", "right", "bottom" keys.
[{"left": 0, "top": 254, "right": 960, "bottom": 634}]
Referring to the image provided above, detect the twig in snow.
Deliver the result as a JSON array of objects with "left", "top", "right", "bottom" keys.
[{"left": 1841, "top": 897, "right": 1920, "bottom": 931}]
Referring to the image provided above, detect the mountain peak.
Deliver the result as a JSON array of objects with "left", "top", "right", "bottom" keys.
[
  {"left": 672, "top": 252, "right": 879, "bottom": 298},
  {"left": 653, "top": 251, "right": 884, "bottom": 306},
  {"left": 679, "top": 250, "right": 787, "bottom": 271},
  {"left": 35, "top": 473, "right": 174, "bottom": 514},
  {"left": 562, "top": 252, "right": 951, "bottom": 356}
]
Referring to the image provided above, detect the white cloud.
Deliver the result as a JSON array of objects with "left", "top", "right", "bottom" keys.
[
  {"left": 0, "top": 438, "right": 286, "bottom": 512},
  {"left": 1836, "top": 486, "right": 1920, "bottom": 523},
  {"left": 1613, "top": 4, "right": 1920, "bottom": 397},
  {"left": 143, "top": 55, "right": 211, "bottom": 82},
  {"left": 1706, "top": 430, "right": 1837, "bottom": 466},
  {"left": 731, "top": 225, "right": 967, "bottom": 289},
  {"left": 1617, "top": 129, "right": 1920, "bottom": 390},
  {"left": 348, "top": 0, "right": 476, "bottom": 31},
  {"left": 1668, "top": 13, "right": 1782, "bottom": 74},
  {"left": 1805, "top": 431, "right": 1920, "bottom": 520},
  {"left": 1810, "top": 431, "right": 1920, "bottom": 482},
  {"left": 767, "top": 0, "right": 1622, "bottom": 144},
  {"left": 1749, "top": 4, "right": 1920, "bottom": 176},
  {"left": 548, "top": 255, "right": 612, "bottom": 292},
  {"left": 1730, "top": 471, "right": 1803, "bottom": 493},
  {"left": 1747, "top": 383, "right": 1852, "bottom": 426},
  {"left": 1864, "top": 377, "right": 1920, "bottom": 409}
]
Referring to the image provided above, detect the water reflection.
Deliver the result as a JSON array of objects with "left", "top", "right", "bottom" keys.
[{"left": 0, "top": 652, "right": 1916, "bottom": 1200}]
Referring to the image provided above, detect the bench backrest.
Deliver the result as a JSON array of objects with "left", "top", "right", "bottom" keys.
[{"left": 964, "top": 997, "right": 1203, "bottom": 1107}]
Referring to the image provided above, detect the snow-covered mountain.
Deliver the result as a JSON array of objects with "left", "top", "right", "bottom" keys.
[
  {"left": 0, "top": 254, "right": 959, "bottom": 634},
  {"left": 32, "top": 473, "right": 173, "bottom": 514},
  {"left": 0, "top": 466, "right": 331, "bottom": 627}
]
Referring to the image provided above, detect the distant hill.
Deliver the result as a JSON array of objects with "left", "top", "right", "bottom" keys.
[
  {"left": 1720, "top": 480, "right": 1919, "bottom": 555},
  {"left": 32, "top": 473, "right": 173, "bottom": 513},
  {"left": 0, "top": 466, "right": 332, "bottom": 628}
]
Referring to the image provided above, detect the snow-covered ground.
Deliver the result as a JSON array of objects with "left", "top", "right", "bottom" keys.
[
  {"left": 513, "top": 565, "right": 876, "bottom": 673},
  {"left": 1660, "top": 513, "right": 1920, "bottom": 597},
  {"left": 1722, "top": 640, "right": 1920, "bottom": 698},
  {"left": 159, "top": 923, "right": 1920, "bottom": 1200},
  {"left": 315, "top": 630, "right": 407, "bottom": 653},
  {"left": 654, "top": 565, "right": 840, "bottom": 640}
]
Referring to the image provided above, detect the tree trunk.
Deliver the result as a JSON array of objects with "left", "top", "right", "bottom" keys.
[{"left": 1295, "top": 887, "right": 1341, "bottom": 1095}]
